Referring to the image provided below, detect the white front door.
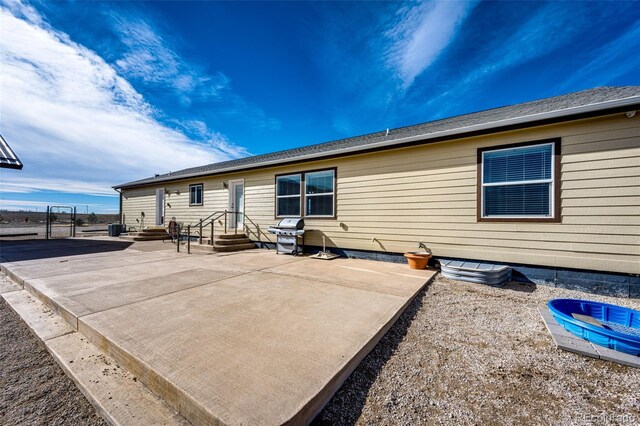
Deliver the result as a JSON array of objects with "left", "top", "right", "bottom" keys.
[
  {"left": 228, "top": 179, "right": 244, "bottom": 230},
  {"left": 155, "top": 189, "right": 164, "bottom": 225}
]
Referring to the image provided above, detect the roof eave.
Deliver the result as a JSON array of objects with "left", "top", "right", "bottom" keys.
[
  {"left": 114, "top": 95, "right": 640, "bottom": 190},
  {"left": 0, "top": 162, "right": 24, "bottom": 170}
]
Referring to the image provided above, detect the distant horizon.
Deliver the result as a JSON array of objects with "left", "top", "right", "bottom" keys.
[
  {"left": 0, "top": 208, "right": 118, "bottom": 215},
  {"left": 1, "top": 0, "right": 639, "bottom": 213}
]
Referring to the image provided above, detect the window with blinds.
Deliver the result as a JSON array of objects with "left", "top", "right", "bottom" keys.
[
  {"left": 275, "top": 168, "right": 336, "bottom": 218},
  {"left": 189, "top": 184, "right": 203, "bottom": 206},
  {"left": 305, "top": 169, "right": 335, "bottom": 217},
  {"left": 481, "top": 141, "right": 556, "bottom": 219},
  {"left": 276, "top": 174, "right": 301, "bottom": 217}
]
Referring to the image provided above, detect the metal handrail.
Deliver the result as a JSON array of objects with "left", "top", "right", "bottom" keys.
[
  {"left": 172, "top": 210, "right": 259, "bottom": 253},
  {"left": 183, "top": 210, "right": 232, "bottom": 245},
  {"left": 189, "top": 210, "right": 226, "bottom": 228},
  {"left": 242, "top": 214, "right": 262, "bottom": 241}
]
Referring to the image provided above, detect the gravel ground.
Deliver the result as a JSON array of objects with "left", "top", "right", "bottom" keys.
[
  {"left": 317, "top": 276, "right": 640, "bottom": 425},
  {"left": 0, "top": 296, "right": 106, "bottom": 426}
]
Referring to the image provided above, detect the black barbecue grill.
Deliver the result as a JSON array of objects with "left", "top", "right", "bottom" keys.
[{"left": 268, "top": 218, "right": 305, "bottom": 255}]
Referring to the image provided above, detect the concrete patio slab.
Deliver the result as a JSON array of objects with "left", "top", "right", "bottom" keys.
[
  {"left": 21, "top": 258, "right": 251, "bottom": 328},
  {"left": 78, "top": 271, "right": 424, "bottom": 425},
  {"left": 2, "top": 250, "right": 176, "bottom": 281},
  {"left": 1, "top": 239, "right": 436, "bottom": 425},
  {"left": 214, "top": 249, "right": 308, "bottom": 271},
  {"left": 264, "top": 256, "right": 431, "bottom": 297}
]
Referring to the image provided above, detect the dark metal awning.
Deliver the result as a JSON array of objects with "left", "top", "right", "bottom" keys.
[{"left": 0, "top": 134, "right": 23, "bottom": 169}]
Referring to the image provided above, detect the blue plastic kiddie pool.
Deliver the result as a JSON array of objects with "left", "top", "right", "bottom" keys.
[{"left": 547, "top": 299, "right": 640, "bottom": 356}]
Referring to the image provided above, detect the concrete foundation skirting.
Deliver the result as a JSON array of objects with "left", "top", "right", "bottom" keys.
[
  {"left": 252, "top": 243, "right": 639, "bottom": 299},
  {"left": 438, "top": 257, "right": 639, "bottom": 299}
]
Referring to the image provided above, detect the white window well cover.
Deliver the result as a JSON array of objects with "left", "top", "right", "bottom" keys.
[{"left": 482, "top": 143, "right": 554, "bottom": 217}]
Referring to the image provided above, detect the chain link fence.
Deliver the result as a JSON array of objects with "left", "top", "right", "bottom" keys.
[{"left": 0, "top": 208, "right": 118, "bottom": 240}]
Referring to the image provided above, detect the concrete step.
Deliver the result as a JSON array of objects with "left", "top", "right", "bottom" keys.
[
  {"left": 213, "top": 242, "right": 256, "bottom": 252},
  {"left": 190, "top": 241, "right": 256, "bottom": 253},
  {"left": 119, "top": 234, "right": 166, "bottom": 241},
  {"left": 189, "top": 243, "right": 214, "bottom": 252},
  {"left": 213, "top": 237, "right": 252, "bottom": 246},
  {"left": 130, "top": 231, "right": 168, "bottom": 237},
  {"left": 217, "top": 233, "right": 248, "bottom": 240}
]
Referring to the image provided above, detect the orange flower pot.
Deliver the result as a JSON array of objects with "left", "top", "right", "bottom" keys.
[{"left": 404, "top": 252, "right": 432, "bottom": 270}]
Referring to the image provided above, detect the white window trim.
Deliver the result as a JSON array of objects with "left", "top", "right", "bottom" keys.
[
  {"left": 189, "top": 184, "right": 203, "bottom": 206},
  {"left": 481, "top": 142, "right": 555, "bottom": 219},
  {"left": 276, "top": 174, "right": 302, "bottom": 218},
  {"left": 304, "top": 170, "right": 335, "bottom": 218}
]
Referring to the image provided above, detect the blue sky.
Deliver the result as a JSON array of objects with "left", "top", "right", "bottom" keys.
[{"left": 1, "top": 0, "right": 639, "bottom": 213}]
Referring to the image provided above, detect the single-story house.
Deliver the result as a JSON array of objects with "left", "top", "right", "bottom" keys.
[{"left": 114, "top": 86, "right": 640, "bottom": 296}]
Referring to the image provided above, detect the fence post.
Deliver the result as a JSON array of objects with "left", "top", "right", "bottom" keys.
[
  {"left": 72, "top": 207, "right": 76, "bottom": 237},
  {"left": 176, "top": 224, "right": 180, "bottom": 253},
  {"left": 187, "top": 225, "right": 191, "bottom": 254},
  {"left": 199, "top": 219, "right": 203, "bottom": 245},
  {"left": 210, "top": 220, "right": 214, "bottom": 245},
  {"left": 224, "top": 210, "right": 227, "bottom": 234},
  {"left": 46, "top": 206, "right": 50, "bottom": 240}
]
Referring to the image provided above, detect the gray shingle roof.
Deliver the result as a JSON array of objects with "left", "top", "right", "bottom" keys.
[
  {"left": 0, "top": 134, "right": 23, "bottom": 170},
  {"left": 115, "top": 86, "right": 640, "bottom": 189}
]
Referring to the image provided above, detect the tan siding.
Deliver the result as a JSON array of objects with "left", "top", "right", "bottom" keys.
[
  {"left": 563, "top": 147, "right": 640, "bottom": 163},
  {"left": 562, "top": 156, "right": 640, "bottom": 171},
  {"left": 121, "top": 187, "right": 156, "bottom": 231},
  {"left": 121, "top": 112, "right": 640, "bottom": 274}
]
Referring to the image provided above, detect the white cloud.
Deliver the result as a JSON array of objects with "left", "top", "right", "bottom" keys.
[
  {"left": 0, "top": 176, "right": 118, "bottom": 196},
  {"left": 0, "top": 198, "right": 117, "bottom": 211},
  {"left": 111, "top": 16, "right": 230, "bottom": 100},
  {"left": 415, "top": 2, "right": 600, "bottom": 118},
  {"left": 467, "top": 2, "right": 583, "bottom": 83},
  {"left": 0, "top": 1, "right": 249, "bottom": 200},
  {"left": 0, "top": 199, "right": 66, "bottom": 209},
  {"left": 1, "top": 0, "right": 41, "bottom": 25},
  {"left": 558, "top": 21, "right": 640, "bottom": 90},
  {"left": 385, "top": 1, "right": 478, "bottom": 89},
  {"left": 109, "top": 13, "right": 279, "bottom": 130}
]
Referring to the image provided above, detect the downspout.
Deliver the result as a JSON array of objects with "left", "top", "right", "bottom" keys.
[{"left": 115, "top": 188, "right": 123, "bottom": 225}]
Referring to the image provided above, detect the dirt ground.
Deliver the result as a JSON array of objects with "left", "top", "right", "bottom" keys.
[
  {"left": 0, "top": 297, "right": 106, "bottom": 426},
  {"left": 317, "top": 276, "right": 640, "bottom": 425}
]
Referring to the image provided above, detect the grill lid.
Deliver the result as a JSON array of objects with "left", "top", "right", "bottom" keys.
[{"left": 276, "top": 218, "right": 305, "bottom": 229}]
